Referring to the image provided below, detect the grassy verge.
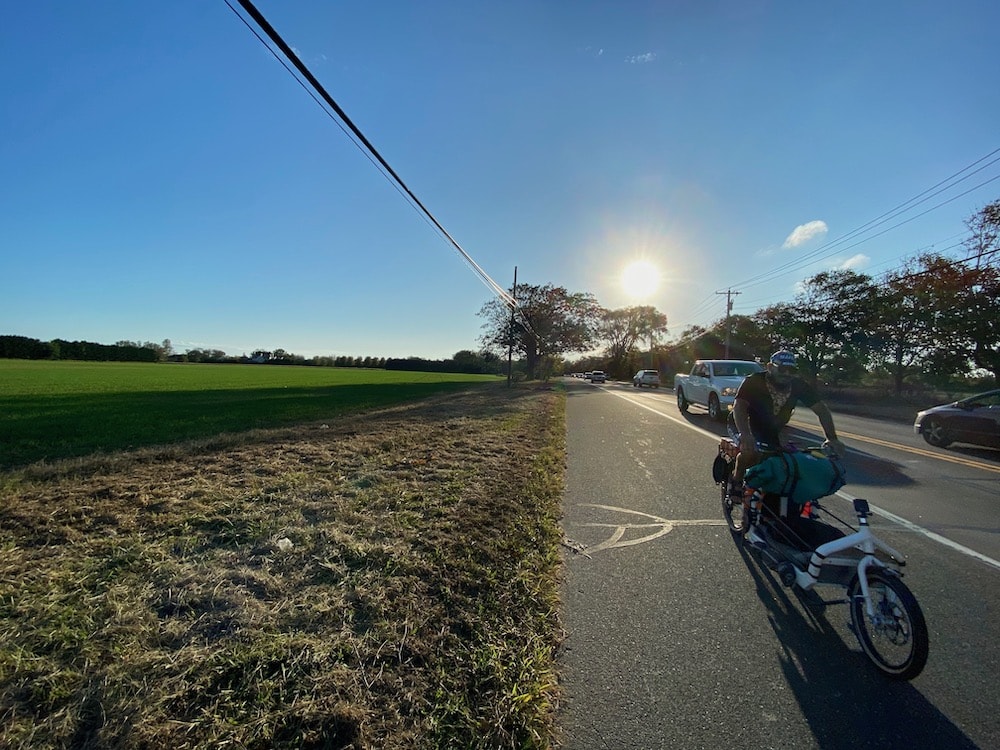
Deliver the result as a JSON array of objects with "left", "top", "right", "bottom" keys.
[
  {"left": 0, "top": 384, "right": 566, "bottom": 748},
  {"left": 0, "top": 360, "right": 499, "bottom": 468}
]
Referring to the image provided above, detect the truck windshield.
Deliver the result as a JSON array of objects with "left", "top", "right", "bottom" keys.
[{"left": 714, "top": 363, "right": 762, "bottom": 377}]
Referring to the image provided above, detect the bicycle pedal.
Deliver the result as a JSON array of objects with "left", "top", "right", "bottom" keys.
[{"left": 746, "top": 528, "right": 769, "bottom": 550}]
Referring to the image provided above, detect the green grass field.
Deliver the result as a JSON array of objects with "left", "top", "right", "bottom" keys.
[{"left": 0, "top": 360, "right": 500, "bottom": 469}]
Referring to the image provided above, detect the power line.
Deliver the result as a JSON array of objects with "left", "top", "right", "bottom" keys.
[
  {"left": 730, "top": 149, "right": 1000, "bottom": 292},
  {"left": 225, "top": 0, "right": 517, "bottom": 310},
  {"left": 683, "top": 242, "right": 995, "bottom": 337},
  {"left": 674, "top": 155, "right": 999, "bottom": 336},
  {"left": 742, "top": 174, "right": 1000, "bottom": 294},
  {"left": 888, "top": 245, "right": 999, "bottom": 284},
  {"left": 671, "top": 232, "right": 996, "bottom": 341},
  {"left": 732, "top": 233, "right": 969, "bottom": 313}
]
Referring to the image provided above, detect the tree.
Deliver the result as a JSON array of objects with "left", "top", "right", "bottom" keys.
[
  {"left": 958, "top": 200, "right": 1000, "bottom": 382},
  {"left": 956, "top": 264, "right": 1000, "bottom": 383},
  {"left": 451, "top": 349, "right": 497, "bottom": 374},
  {"left": 871, "top": 256, "right": 942, "bottom": 393},
  {"left": 0, "top": 335, "right": 52, "bottom": 359},
  {"left": 751, "top": 303, "right": 804, "bottom": 357},
  {"left": 599, "top": 305, "right": 668, "bottom": 377},
  {"left": 479, "top": 283, "right": 601, "bottom": 380},
  {"left": 908, "top": 203, "right": 1000, "bottom": 385},
  {"left": 784, "top": 270, "right": 877, "bottom": 383},
  {"left": 712, "top": 315, "right": 766, "bottom": 361},
  {"left": 964, "top": 198, "right": 1000, "bottom": 268}
]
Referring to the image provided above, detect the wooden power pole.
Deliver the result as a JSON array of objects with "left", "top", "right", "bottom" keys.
[{"left": 715, "top": 288, "right": 740, "bottom": 358}]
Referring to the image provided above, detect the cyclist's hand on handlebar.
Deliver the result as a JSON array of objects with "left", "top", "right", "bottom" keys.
[
  {"left": 823, "top": 438, "right": 846, "bottom": 457},
  {"left": 739, "top": 435, "right": 758, "bottom": 458}
]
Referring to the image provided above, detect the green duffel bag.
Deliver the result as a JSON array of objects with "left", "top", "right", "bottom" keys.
[{"left": 744, "top": 449, "right": 846, "bottom": 506}]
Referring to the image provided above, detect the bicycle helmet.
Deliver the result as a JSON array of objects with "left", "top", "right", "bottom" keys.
[{"left": 769, "top": 350, "right": 798, "bottom": 369}]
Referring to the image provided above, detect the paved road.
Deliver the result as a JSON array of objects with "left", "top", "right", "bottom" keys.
[{"left": 557, "top": 379, "right": 999, "bottom": 750}]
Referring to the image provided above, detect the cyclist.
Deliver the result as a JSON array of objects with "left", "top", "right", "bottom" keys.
[{"left": 729, "top": 350, "right": 845, "bottom": 497}]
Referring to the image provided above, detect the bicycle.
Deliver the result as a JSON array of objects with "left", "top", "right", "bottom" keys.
[{"left": 713, "top": 436, "right": 930, "bottom": 681}]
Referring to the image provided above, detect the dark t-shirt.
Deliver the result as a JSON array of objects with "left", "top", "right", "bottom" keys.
[{"left": 735, "top": 371, "right": 819, "bottom": 446}]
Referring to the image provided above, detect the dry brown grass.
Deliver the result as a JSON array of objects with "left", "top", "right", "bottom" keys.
[{"left": 0, "top": 384, "right": 565, "bottom": 749}]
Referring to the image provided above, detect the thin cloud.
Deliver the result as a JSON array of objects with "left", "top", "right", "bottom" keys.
[
  {"left": 626, "top": 52, "right": 656, "bottom": 64},
  {"left": 783, "top": 220, "right": 828, "bottom": 248},
  {"left": 837, "top": 254, "right": 870, "bottom": 270}
]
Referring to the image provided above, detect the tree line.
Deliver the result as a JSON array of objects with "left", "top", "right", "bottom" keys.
[
  {"left": 0, "top": 336, "right": 165, "bottom": 363},
  {"left": 479, "top": 200, "right": 999, "bottom": 392},
  {"left": 0, "top": 335, "right": 504, "bottom": 376}
]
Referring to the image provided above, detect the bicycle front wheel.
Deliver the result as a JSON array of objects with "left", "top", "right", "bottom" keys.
[
  {"left": 849, "top": 570, "right": 929, "bottom": 681},
  {"left": 721, "top": 480, "right": 748, "bottom": 537}
]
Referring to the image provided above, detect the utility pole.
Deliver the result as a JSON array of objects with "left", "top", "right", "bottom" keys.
[
  {"left": 507, "top": 266, "right": 517, "bottom": 388},
  {"left": 715, "top": 288, "right": 740, "bottom": 358}
]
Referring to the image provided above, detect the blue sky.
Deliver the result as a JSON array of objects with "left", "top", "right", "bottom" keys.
[{"left": 3, "top": 1, "right": 998, "bottom": 360}]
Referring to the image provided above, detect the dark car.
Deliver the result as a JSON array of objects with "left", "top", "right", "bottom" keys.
[{"left": 914, "top": 389, "right": 1000, "bottom": 449}]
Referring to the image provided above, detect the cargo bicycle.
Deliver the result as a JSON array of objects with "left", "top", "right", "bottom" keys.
[{"left": 714, "top": 436, "right": 929, "bottom": 681}]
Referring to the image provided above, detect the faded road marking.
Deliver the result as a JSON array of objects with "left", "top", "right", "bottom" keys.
[{"left": 576, "top": 503, "right": 726, "bottom": 553}]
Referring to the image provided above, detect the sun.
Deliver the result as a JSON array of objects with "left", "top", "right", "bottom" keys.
[{"left": 620, "top": 260, "right": 660, "bottom": 299}]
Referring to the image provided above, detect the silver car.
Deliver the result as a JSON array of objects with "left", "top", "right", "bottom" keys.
[
  {"left": 632, "top": 369, "right": 661, "bottom": 388},
  {"left": 914, "top": 389, "right": 1000, "bottom": 449}
]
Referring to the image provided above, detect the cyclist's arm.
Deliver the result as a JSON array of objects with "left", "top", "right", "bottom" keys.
[
  {"left": 733, "top": 398, "right": 757, "bottom": 455},
  {"left": 810, "top": 400, "right": 846, "bottom": 455}
]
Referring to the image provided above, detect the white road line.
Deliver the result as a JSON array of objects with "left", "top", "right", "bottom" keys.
[
  {"left": 609, "top": 390, "right": 720, "bottom": 439},
  {"left": 834, "top": 488, "right": 1000, "bottom": 572},
  {"left": 608, "top": 388, "right": 1000, "bottom": 572}
]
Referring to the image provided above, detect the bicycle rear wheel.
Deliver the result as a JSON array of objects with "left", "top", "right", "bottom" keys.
[
  {"left": 849, "top": 569, "right": 929, "bottom": 680},
  {"left": 721, "top": 479, "right": 748, "bottom": 537}
]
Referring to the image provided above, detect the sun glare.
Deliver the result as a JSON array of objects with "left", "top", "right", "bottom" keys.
[{"left": 620, "top": 260, "right": 660, "bottom": 299}]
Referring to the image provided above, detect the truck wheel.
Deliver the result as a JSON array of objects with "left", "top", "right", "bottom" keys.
[
  {"left": 677, "top": 388, "right": 689, "bottom": 412},
  {"left": 708, "top": 394, "right": 722, "bottom": 421}
]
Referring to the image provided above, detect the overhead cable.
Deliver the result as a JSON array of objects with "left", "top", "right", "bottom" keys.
[
  {"left": 225, "top": 0, "right": 516, "bottom": 309},
  {"left": 731, "top": 148, "right": 1000, "bottom": 291}
]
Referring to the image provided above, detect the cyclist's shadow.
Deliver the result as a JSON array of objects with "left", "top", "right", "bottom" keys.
[{"left": 734, "top": 540, "right": 976, "bottom": 750}]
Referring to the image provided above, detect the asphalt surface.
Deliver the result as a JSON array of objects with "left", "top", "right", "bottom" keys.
[{"left": 556, "top": 379, "right": 999, "bottom": 750}]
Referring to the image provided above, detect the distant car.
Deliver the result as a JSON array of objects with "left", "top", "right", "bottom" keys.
[
  {"left": 589, "top": 370, "right": 607, "bottom": 383},
  {"left": 584, "top": 371, "right": 593, "bottom": 380},
  {"left": 914, "top": 389, "right": 1000, "bottom": 449},
  {"left": 632, "top": 369, "right": 661, "bottom": 388}
]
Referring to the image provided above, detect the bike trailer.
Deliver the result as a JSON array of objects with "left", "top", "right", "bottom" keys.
[{"left": 744, "top": 449, "right": 846, "bottom": 506}]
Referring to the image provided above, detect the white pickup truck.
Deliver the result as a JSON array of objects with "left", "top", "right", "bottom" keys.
[{"left": 673, "top": 359, "right": 763, "bottom": 420}]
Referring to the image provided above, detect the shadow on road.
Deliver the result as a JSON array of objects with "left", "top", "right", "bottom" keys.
[
  {"left": 939, "top": 444, "right": 1000, "bottom": 463},
  {"left": 731, "top": 536, "right": 976, "bottom": 750},
  {"left": 675, "top": 408, "right": 919, "bottom": 491},
  {"left": 833, "top": 447, "right": 918, "bottom": 490}
]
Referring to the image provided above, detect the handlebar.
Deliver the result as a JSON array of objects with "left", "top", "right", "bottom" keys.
[{"left": 724, "top": 436, "right": 831, "bottom": 456}]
